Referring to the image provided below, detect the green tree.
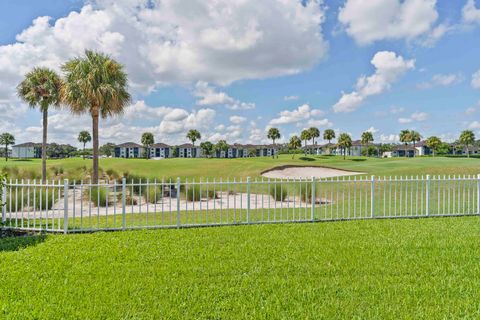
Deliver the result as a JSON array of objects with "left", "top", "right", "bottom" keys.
[
  {"left": 99, "top": 143, "right": 116, "bottom": 157},
  {"left": 267, "top": 127, "right": 281, "bottom": 158},
  {"left": 300, "top": 129, "right": 311, "bottom": 156},
  {"left": 338, "top": 133, "right": 352, "bottom": 160},
  {"left": 17, "top": 67, "right": 62, "bottom": 181},
  {"left": 77, "top": 130, "right": 92, "bottom": 159},
  {"left": 0, "top": 133, "right": 15, "bottom": 161},
  {"left": 361, "top": 131, "right": 374, "bottom": 157},
  {"left": 425, "top": 136, "right": 442, "bottom": 157},
  {"left": 187, "top": 129, "right": 201, "bottom": 146},
  {"left": 141, "top": 132, "right": 155, "bottom": 159},
  {"left": 399, "top": 130, "right": 412, "bottom": 157},
  {"left": 215, "top": 140, "right": 229, "bottom": 157},
  {"left": 459, "top": 130, "right": 476, "bottom": 158},
  {"left": 308, "top": 127, "right": 320, "bottom": 145},
  {"left": 288, "top": 135, "right": 302, "bottom": 159},
  {"left": 323, "top": 129, "right": 335, "bottom": 144},
  {"left": 200, "top": 141, "right": 214, "bottom": 158},
  {"left": 62, "top": 50, "right": 131, "bottom": 183},
  {"left": 410, "top": 130, "right": 422, "bottom": 157}
]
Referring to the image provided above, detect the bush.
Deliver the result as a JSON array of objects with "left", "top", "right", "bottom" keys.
[
  {"left": 86, "top": 186, "right": 111, "bottom": 207},
  {"left": 184, "top": 186, "right": 217, "bottom": 202},
  {"left": 299, "top": 183, "right": 317, "bottom": 204},
  {"left": 6, "top": 187, "right": 54, "bottom": 211},
  {"left": 270, "top": 184, "right": 287, "bottom": 202},
  {"left": 142, "top": 185, "right": 163, "bottom": 204}
]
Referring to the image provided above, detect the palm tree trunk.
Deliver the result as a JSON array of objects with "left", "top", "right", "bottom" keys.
[
  {"left": 83, "top": 143, "right": 86, "bottom": 160},
  {"left": 92, "top": 107, "right": 99, "bottom": 183},
  {"left": 413, "top": 142, "right": 416, "bottom": 157},
  {"left": 5, "top": 145, "right": 7, "bottom": 162},
  {"left": 42, "top": 109, "right": 48, "bottom": 182}
]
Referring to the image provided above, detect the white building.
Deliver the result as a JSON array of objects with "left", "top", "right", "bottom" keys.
[
  {"left": 115, "top": 142, "right": 144, "bottom": 158},
  {"left": 11, "top": 142, "right": 42, "bottom": 159}
]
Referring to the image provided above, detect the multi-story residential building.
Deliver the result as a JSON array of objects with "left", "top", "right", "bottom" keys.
[
  {"left": 176, "top": 143, "right": 201, "bottom": 158},
  {"left": 11, "top": 142, "right": 42, "bottom": 159},
  {"left": 114, "top": 142, "right": 144, "bottom": 158},
  {"left": 390, "top": 141, "right": 432, "bottom": 157},
  {"left": 149, "top": 143, "right": 172, "bottom": 158}
]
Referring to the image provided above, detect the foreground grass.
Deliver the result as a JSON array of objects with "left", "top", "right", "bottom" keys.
[
  {"left": 1, "top": 217, "right": 480, "bottom": 318},
  {"left": 1, "top": 154, "right": 480, "bottom": 179}
]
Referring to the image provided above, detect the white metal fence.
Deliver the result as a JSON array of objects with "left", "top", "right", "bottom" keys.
[{"left": 2, "top": 175, "right": 480, "bottom": 233}]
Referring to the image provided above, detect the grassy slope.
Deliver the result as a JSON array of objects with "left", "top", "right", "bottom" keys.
[
  {"left": 2, "top": 155, "right": 480, "bottom": 179},
  {"left": 1, "top": 217, "right": 480, "bottom": 319}
]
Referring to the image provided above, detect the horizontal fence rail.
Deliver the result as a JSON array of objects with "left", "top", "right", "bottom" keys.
[{"left": 2, "top": 175, "right": 480, "bottom": 233}]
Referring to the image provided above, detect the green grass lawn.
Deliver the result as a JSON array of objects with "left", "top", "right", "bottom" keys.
[
  {"left": 1, "top": 155, "right": 479, "bottom": 180},
  {"left": 2, "top": 217, "right": 480, "bottom": 319}
]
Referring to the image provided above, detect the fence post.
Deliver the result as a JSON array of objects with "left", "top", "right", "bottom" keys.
[
  {"left": 311, "top": 177, "right": 316, "bottom": 222},
  {"left": 426, "top": 175, "right": 430, "bottom": 216},
  {"left": 477, "top": 174, "right": 480, "bottom": 214},
  {"left": 247, "top": 177, "right": 251, "bottom": 224},
  {"left": 122, "top": 178, "right": 126, "bottom": 230},
  {"left": 63, "top": 179, "right": 69, "bottom": 234},
  {"left": 2, "top": 179, "right": 6, "bottom": 225},
  {"left": 371, "top": 175, "right": 375, "bottom": 218},
  {"left": 176, "top": 177, "right": 181, "bottom": 228}
]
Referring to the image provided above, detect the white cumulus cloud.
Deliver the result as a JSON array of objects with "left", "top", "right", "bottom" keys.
[
  {"left": 194, "top": 82, "right": 255, "bottom": 110},
  {"left": 338, "top": 0, "right": 441, "bottom": 45},
  {"left": 333, "top": 51, "right": 415, "bottom": 113},
  {"left": 462, "top": 0, "right": 480, "bottom": 24},
  {"left": 269, "top": 104, "right": 327, "bottom": 126},
  {"left": 417, "top": 73, "right": 464, "bottom": 89},
  {"left": 471, "top": 70, "right": 480, "bottom": 89}
]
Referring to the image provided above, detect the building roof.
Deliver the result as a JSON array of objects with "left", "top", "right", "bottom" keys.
[
  {"left": 151, "top": 143, "right": 171, "bottom": 148},
  {"left": 116, "top": 142, "right": 142, "bottom": 148},
  {"left": 12, "top": 142, "right": 41, "bottom": 148},
  {"left": 177, "top": 143, "right": 196, "bottom": 148}
]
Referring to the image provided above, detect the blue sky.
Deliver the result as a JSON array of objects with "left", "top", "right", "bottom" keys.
[{"left": 1, "top": 0, "right": 480, "bottom": 147}]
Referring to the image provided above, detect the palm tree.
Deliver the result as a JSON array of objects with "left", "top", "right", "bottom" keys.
[
  {"left": 289, "top": 135, "right": 302, "bottom": 159},
  {"left": 62, "top": 50, "right": 131, "bottom": 183},
  {"left": 338, "top": 133, "right": 352, "bottom": 160},
  {"left": 186, "top": 129, "right": 201, "bottom": 157},
  {"left": 361, "top": 131, "right": 374, "bottom": 157},
  {"left": 426, "top": 136, "right": 442, "bottom": 157},
  {"left": 0, "top": 133, "right": 15, "bottom": 161},
  {"left": 267, "top": 128, "right": 281, "bottom": 158},
  {"left": 141, "top": 132, "right": 155, "bottom": 159},
  {"left": 308, "top": 127, "right": 320, "bottom": 146},
  {"left": 459, "top": 130, "right": 476, "bottom": 158},
  {"left": 323, "top": 129, "right": 335, "bottom": 154},
  {"left": 17, "top": 67, "right": 62, "bottom": 182},
  {"left": 300, "top": 129, "right": 311, "bottom": 156},
  {"left": 399, "top": 130, "right": 412, "bottom": 158},
  {"left": 77, "top": 130, "right": 91, "bottom": 160},
  {"left": 410, "top": 130, "right": 422, "bottom": 157}
]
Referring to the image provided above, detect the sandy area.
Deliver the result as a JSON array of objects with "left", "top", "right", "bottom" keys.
[{"left": 262, "top": 166, "right": 365, "bottom": 179}]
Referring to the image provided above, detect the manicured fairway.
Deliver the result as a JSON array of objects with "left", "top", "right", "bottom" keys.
[
  {"left": 1, "top": 155, "right": 480, "bottom": 180},
  {"left": 2, "top": 216, "right": 480, "bottom": 319}
]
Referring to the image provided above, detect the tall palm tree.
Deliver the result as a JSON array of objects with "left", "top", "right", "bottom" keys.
[
  {"left": 410, "top": 130, "right": 422, "bottom": 157},
  {"left": 62, "top": 51, "right": 131, "bottom": 183},
  {"left": 0, "top": 133, "right": 15, "bottom": 161},
  {"left": 300, "top": 129, "right": 311, "bottom": 156},
  {"left": 267, "top": 127, "right": 281, "bottom": 158},
  {"left": 399, "top": 130, "right": 412, "bottom": 158},
  {"left": 186, "top": 129, "right": 201, "bottom": 157},
  {"left": 289, "top": 135, "right": 302, "bottom": 159},
  {"left": 459, "top": 130, "right": 476, "bottom": 158},
  {"left": 141, "top": 132, "right": 155, "bottom": 159},
  {"left": 77, "top": 130, "right": 91, "bottom": 160},
  {"left": 323, "top": 129, "right": 336, "bottom": 154},
  {"left": 308, "top": 127, "right": 320, "bottom": 146},
  {"left": 361, "top": 131, "right": 374, "bottom": 157},
  {"left": 426, "top": 136, "right": 441, "bottom": 157},
  {"left": 17, "top": 67, "right": 62, "bottom": 182},
  {"left": 338, "top": 133, "right": 352, "bottom": 160},
  {"left": 215, "top": 140, "right": 229, "bottom": 158}
]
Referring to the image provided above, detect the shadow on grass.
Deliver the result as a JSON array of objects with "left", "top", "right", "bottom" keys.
[
  {"left": 11, "top": 159, "right": 33, "bottom": 162},
  {"left": 0, "top": 234, "right": 47, "bottom": 252},
  {"left": 350, "top": 159, "right": 367, "bottom": 162},
  {"left": 299, "top": 157, "right": 315, "bottom": 162}
]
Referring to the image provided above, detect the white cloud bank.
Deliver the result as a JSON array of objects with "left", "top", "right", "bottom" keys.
[
  {"left": 194, "top": 82, "right": 255, "bottom": 110},
  {"left": 462, "top": 0, "right": 480, "bottom": 24},
  {"left": 269, "top": 104, "right": 331, "bottom": 128},
  {"left": 471, "top": 70, "right": 480, "bottom": 89},
  {"left": 338, "top": 0, "right": 443, "bottom": 45},
  {"left": 333, "top": 51, "right": 415, "bottom": 113},
  {"left": 0, "top": 0, "right": 328, "bottom": 102}
]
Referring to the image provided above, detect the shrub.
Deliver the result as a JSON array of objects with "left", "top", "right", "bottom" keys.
[
  {"left": 86, "top": 186, "right": 111, "bottom": 207},
  {"left": 270, "top": 184, "right": 287, "bottom": 202},
  {"left": 298, "top": 183, "right": 317, "bottom": 204},
  {"left": 184, "top": 186, "right": 217, "bottom": 202},
  {"left": 142, "top": 185, "right": 163, "bottom": 204},
  {"left": 6, "top": 187, "right": 54, "bottom": 211}
]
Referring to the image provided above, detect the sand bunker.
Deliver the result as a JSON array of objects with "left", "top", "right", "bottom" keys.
[{"left": 261, "top": 166, "right": 365, "bottom": 179}]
